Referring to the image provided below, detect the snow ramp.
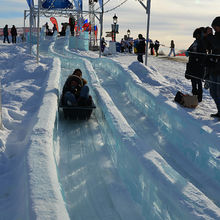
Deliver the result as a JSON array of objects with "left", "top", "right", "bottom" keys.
[{"left": 29, "top": 34, "right": 220, "bottom": 219}]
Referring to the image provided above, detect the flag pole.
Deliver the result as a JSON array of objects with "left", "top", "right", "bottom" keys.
[
  {"left": 99, "top": 1, "right": 103, "bottom": 58},
  {"left": 36, "top": 0, "right": 40, "bottom": 63},
  {"left": 145, "top": 0, "right": 151, "bottom": 66},
  {"left": 138, "top": 0, "right": 151, "bottom": 66}
]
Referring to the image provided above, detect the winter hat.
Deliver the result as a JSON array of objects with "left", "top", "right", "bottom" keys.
[
  {"left": 138, "top": 34, "right": 143, "bottom": 39},
  {"left": 193, "top": 28, "right": 202, "bottom": 38},
  {"left": 211, "top": 17, "right": 220, "bottom": 27},
  {"left": 72, "top": 68, "right": 82, "bottom": 77}
]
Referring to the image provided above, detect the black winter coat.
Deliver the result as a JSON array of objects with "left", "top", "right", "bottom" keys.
[
  {"left": 3, "top": 27, "right": 8, "bottom": 36},
  {"left": 154, "top": 41, "right": 160, "bottom": 50},
  {"left": 205, "top": 32, "right": 220, "bottom": 74},
  {"left": 136, "top": 38, "right": 145, "bottom": 54},
  {"left": 11, "top": 27, "right": 17, "bottom": 36},
  {"left": 185, "top": 39, "right": 206, "bottom": 79}
]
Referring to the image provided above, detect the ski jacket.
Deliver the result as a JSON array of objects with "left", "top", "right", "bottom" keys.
[
  {"left": 205, "top": 32, "right": 220, "bottom": 74},
  {"left": 69, "top": 17, "right": 75, "bottom": 32},
  {"left": 69, "top": 17, "right": 75, "bottom": 26},
  {"left": 185, "top": 39, "right": 206, "bottom": 79},
  {"left": 11, "top": 27, "right": 17, "bottom": 36},
  {"left": 154, "top": 41, "right": 160, "bottom": 50},
  {"left": 136, "top": 38, "right": 145, "bottom": 54},
  {"left": 170, "top": 41, "right": 175, "bottom": 49},
  {"left": 3, "top": 26, "right": 8, "bottom": 36},
  {"left": 62, "top": 75, "right": 83, "bottom": 97},
  {"left": 53, "top": 25, "right": 57, "bottom": 33}
]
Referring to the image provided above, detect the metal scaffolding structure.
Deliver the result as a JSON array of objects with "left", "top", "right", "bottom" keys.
[
  {"left": 24, "top": 0, "right": 103, "bottom": 61},
  {"left": 89, "top": 0, "right": 96, "bottom": 48}
]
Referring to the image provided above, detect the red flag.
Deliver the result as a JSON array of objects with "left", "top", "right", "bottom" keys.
[
  {"left": 176, "top": 52, "right": 186, "bottom": 56},
  {"left": 82, "top": 23, "right": 90, "bottom": 32},
  {"left": 50, "top": 17, "right": 59, "bottom": 32},
  {"left": 75, "top": 21, "right": 78, "bottom": 32}
]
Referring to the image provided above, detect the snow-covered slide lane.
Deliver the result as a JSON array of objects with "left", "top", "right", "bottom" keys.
[
  {"left": 48, "top": 44, "right": 144, "bottom": 219},
  {"left": 82, "top": 57, "right": 220, "bottom": 219},
  {"left": 52, "top": 43, "right": 220, "bottom": 218},
  {"left": 87, "top": 57, "right": 220, "bottom": 206},
  {"left": 63, "top": 44, "right": 220, "bottom": 207}
]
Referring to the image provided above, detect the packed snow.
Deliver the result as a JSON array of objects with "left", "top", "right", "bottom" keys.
[{"left": 0, "top": 33, "right": 220, "bottom": 220}]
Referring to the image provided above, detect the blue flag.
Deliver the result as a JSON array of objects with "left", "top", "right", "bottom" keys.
[
  {"left": 73, "top": 0, "right": 82, "bottom": 10},
  {"left": 42, "top": 0, "right": 73, "bottom": 9},
  {"left": 26, "top": 0, "right": 34, "bottom": 8},
  {"left": 99, "top": 0, "right": 103, "bottom": 9},
  {"left": 79, "top": 0, "right": 82, "bottom": 10}
]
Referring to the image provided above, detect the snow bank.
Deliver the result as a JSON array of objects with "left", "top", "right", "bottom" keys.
[
  {"left": 46, "top": 38, "right": 220, "bottom": 219},
  {"left": 93, "top": 57, "right": 220, "bottom": 204},
  {"left": 27, "top": 57, "right": 69, "bottom": 219},
  {"left": 81, "top": 58, "right": 220, "bottom": 219}
]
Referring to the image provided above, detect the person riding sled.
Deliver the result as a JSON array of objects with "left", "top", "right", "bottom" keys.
[{"left": 61, "top": 69, "right": 91, "bottom": 106}]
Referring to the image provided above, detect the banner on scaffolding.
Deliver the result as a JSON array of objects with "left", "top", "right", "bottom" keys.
[
  {"left": 99, "top": 0, "right": 103, "bottom": 8},
  {"left": 26, "top": 0, "right": 34, "bottom": 8},
  {"left": 50, "top": 17, "right": 59, "bottom": 32},
  {"left": 73, "top": 0, "right": 82, "bottom": 10},
  {"left": 42, "top": 0, "right": 73, "bottom": 9}
]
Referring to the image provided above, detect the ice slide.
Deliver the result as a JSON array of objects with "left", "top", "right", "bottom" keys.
[{"left": 33, "top": 32, "right": 220, "bottom": 219}]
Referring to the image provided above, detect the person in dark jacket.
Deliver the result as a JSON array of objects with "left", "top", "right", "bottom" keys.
[
  {"left": 45, "top": 22, "right": 51, "bottom": 36},
  {"left": 62, "top": 75, "right": 83, "bottom": 106},
  {"left": 185, "top": 28, "right": 207, "bottom": 102},
  {"left": 59, "top": 23, "right": 66, "bottom": 36},
  {"left": 52, "top": 24, "right": 57, "bottom": 35},
  {"left": 100, "top": 37, "right": 107, "bottom": 52},
  {"left": 11, "top": 25, "right": 17, "bottom": 43},
  {"left": 168, "top": 40, "right": 176, "bottom": 56},
  {"left": 62, "top": 69, "right": 90, "bottom": 106},
  {"left": 69, "top": 13, "right": 75, "bottom": 36},
  {"left": 3, "top": 25, "right": 10, "bottom": 43},
  {"left": 149, "top": 39, "right": 154, "bottom": 55},
  {"left": 136, "top": 34, "right": 146, "bottom": 63},
  {"left": 154, "top": 40, "right": 160, "bottom": 56},
  {"left": 205, "top": 17, "right": 220, "bottom": 118}
]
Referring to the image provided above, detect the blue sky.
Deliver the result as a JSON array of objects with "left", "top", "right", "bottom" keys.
[
  {"left": 0, "top": 0, "right": 27, "bottom": 18},
  {"left": 0, "top": 0, "right": 219, "bottom": 49}
]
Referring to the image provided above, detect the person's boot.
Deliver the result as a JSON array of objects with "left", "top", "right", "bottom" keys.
[{"left": 198, "top": 94, "right": 202, "bottom": 102}]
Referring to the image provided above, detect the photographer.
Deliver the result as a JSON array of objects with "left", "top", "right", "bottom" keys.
[
  {"left": 205, "top": 17, "right": 220, "bottom": 118},
  {"left": 136, "top": 34, "right": 146, "bottom": 63},
  {"left": 185, "top": 27, "right": 207, "bottom": 102}
]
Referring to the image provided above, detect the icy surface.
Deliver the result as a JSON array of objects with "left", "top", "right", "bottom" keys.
[{"left": 0, "top": 32, "right": 220, "bottom": 220}]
